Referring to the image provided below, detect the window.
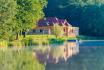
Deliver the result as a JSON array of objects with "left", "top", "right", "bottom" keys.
[
  {"left": 33, "top": 29, "right": 36, "bottom": 32},
  {"left": 40, "top": 29, "right": 43, "bottom": 33}
]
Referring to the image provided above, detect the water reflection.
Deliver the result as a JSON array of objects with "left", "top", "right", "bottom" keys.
[{"left": 33, "top": 41, "right": 79, "bottom": 64}]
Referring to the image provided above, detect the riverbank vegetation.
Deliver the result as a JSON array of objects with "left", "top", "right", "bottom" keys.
[
  {"left": 45, "top": 0, "right": 104, "bottom": 37},
  {"left": 0, "top": 35, "right": 77, "bottom": 48}
]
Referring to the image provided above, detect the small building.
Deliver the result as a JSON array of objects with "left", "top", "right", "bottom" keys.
[{"left": 29, "top": 17, "right": 79, "bottom": 37}]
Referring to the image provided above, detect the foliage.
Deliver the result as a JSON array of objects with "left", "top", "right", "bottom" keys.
[
  {"left": 0, "top": 0, "right": 17, "bottom": 40},
  {"left": 0, "top": 48, "right": 45, "bottom": 70},
  {"left": 0, "top": 0, "right": 47, "bottom": 40},
  {"left": 49, "top": 38, "right": 65, "bottom": 44},
  {"left": 45, "top": 0, "right": 104, "bottom": 36},
  {"left": 15, "top": 0, "right": 47, "bottom": 36},
  {"left": 53, "top": 24, "right": 64, "bottom": 38},
  {"left": 8, "top": 41, "right": 23, "bottom": 48},
  {"left": 0, "top": 35, "right": 77, "bottom": 48},
  {"left": 21, "top": 37, "right": 39, "bottom": 46},
  {"left": 0, "top": 40, "right": 8, "bottom": 48}
]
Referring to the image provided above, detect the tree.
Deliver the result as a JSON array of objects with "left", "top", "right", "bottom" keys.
[
  {"left": 53, "top": 23, "right": 64, "bottom": 38},
  {"left": 16, "top": 0, "right": 47, "bottom": 39},
  {"left": 0, "top": 0, "right": 17, "bottom": 40},
  {"left": 45, "top": 0, "right": 104, "bottom": 36}
]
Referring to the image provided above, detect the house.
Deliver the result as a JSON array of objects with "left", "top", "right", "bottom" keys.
[{"left": 29, "top": 17, "right": 79, "bottom": 37}]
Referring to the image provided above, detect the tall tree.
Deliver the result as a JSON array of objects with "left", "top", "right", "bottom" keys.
[
  {"left": 45, "top": 0, "right": 104, "bottom": 36},
  {"left": 0, "top": 0, "right": 17, "bottom": 40},
  {"left": 16, "top": 0, "right": 47, "bottom": 38}
]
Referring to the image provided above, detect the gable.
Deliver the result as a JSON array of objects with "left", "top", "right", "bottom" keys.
[{"left": 37, "top": 17, "right": 72, "bottom": 27}]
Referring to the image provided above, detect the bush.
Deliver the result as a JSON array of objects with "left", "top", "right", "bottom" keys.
[
  {"left": 8, "top": 41, "right": 23, "bottom": 48},
  {"left": 22, "top": 38, "right": 39, "bottom": 46},
  {"left": 0, "top": 40, "right": 8, "bottom": 48},
  {"left": 22, "top": 38, "right": 32, "bottom": 46},
  {"left": 49, "top": 38, "right": 65, "bottom": 44},
  {"left": 41, "top": 40, "right": 49, "bottom": 45}
]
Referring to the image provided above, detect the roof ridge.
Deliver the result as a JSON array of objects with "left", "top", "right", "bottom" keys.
[{"left": 38, "top": 17, "right": 72, "bottom": 27}]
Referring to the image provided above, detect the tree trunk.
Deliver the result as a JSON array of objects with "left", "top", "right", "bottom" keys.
[
  {"left": 23, "top": 32, "right": 26, "bottom": 38},
  {"left": 22, "top": 31, "right": 26, "bottom": 38}
]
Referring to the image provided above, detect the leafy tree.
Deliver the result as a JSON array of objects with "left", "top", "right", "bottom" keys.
[
  {"left": 0, "top": 0, "right": 17, "bottom": 40},
  {"left": 53, "top": 23, "right": 64, "bottom": 38},
  {"left": 45, "top": 0, "right": 104, "bottom": 36},
  {"left": 16, "top": 0, "right": 47, "bottom": 39}
]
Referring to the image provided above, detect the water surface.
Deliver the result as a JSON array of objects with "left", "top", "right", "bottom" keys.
[
  {"left": 45, "top": 41, "right": 104, "bottom": 70},
  {"left": 34, "top": 42, "right": 79, "bottom": 64}
]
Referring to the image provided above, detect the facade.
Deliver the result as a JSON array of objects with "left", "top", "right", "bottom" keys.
[{"left": 29, "top": 17, "right": 79, "bottom": 37}]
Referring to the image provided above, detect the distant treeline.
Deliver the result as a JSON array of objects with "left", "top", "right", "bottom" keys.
[{"left": 44, "top": 0, "right": 104, "bottom": 37}]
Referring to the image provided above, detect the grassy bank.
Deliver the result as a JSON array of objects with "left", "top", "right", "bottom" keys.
[
  {"left": 25, "top": 35, "right": 77, "bottom": 44},
  {"left": 0, "top": 35, "right": 77, "bottom": 48},
  {"left": 0, "top": 48, "right": 45, "bottom": 70}
]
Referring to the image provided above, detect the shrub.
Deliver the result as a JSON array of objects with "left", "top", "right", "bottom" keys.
[
  {"left": 49, "top": 38, "right": 65, "bottom": 44},
  {"left": 22, "top": 38, "right": 39, "bottom": 46},
  {"left": 8, "top": 41, "right": 23, "bottom": 48},
  {"left": 41, "top": 40, "right": 49, "bottom": 45},
  {"left": 0, "top": 40, "right": 8, "bottom": 48},
  {"left": 22, "top": 38, "right": 32, "bottom": 46}
]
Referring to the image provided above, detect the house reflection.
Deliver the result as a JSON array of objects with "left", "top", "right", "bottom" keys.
[{"left": 33, "top": 42, "right": 79, "bottom": 64}]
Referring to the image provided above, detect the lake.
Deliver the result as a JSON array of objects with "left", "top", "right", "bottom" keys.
[{"left": 34, "top": 40, "right": 104, "bottom": 70}]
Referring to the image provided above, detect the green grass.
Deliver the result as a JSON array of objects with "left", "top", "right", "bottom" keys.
[
  {"left": 0, "top": 48, "right": 45, "bottom": 70},
  {"left": 0, "top": 35, "right": 77, "bottom": 47},
  {"left": 25, "top": 35, "right": 55, "bottom": 45},
  {"left": 26, "top": 35, "right": 77, "bottom": 45}
]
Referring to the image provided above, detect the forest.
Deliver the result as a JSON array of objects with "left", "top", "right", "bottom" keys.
[{"left": 44, "top": 0, "right": 104, "bottom": 37}]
